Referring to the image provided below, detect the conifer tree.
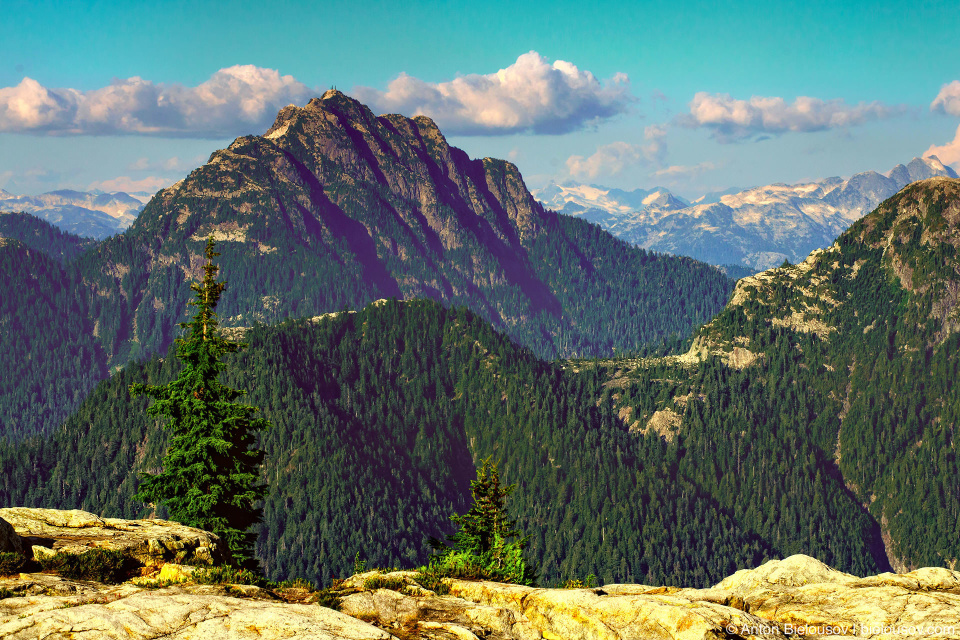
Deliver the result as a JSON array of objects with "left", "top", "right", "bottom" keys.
[
  {"left": 448, "top": 457, "right": 523, "bottom": 555},
  {"left": 429, "top": 457, "right": 537, "bottom": 585},
  {"left": 131, "top": 237, "right": 269, "bottom": 569}
]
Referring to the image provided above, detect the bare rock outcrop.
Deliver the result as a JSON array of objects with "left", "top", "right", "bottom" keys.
[
  {"left": 340, "top": 572, "right": 787, "bottom": 640},
  {"left": 0, "top": 573, "right": 392, "bottom": 640},
  {"left": 339, "top": 556, "right": 960, "bottom": 639},
  {"left": 3, "top": 507, "right": 960, "bottom": 640},
  {"left": 0, "top": 507, "right": 225, "bottom": 569},
  {"left": 694, "top": 554, "right": 960, "bottom": 638}
]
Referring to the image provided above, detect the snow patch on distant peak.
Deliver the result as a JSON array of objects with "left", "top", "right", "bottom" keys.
[
  {"left": 920, "top": 155, "right": 946, "bottom": 171},
  {"left": 642, "top": 191, "right": 662, "bottom": 205}
]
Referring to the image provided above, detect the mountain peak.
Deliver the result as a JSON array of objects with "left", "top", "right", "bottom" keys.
[{"left": 106, "top": 92, "right": 732, "bottom": 364}]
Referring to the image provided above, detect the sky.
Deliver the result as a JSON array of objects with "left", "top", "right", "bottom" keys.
[{"left": 1, "top": 0, "right": 959, "bottom": 200}]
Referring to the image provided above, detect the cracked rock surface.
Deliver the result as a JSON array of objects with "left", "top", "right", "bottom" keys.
[
  {"left": 339, "top": 557, "right": 960, "bottom": 639},
  {"left": 0, "top": 574, "right": 392, "bottom": 640},
  {"left": 339, "top": 571, "right": 787, "bottom": 640},
  {"left": 4, "top": 552, "right": 960, "bottom": 639},
  {"left": 692, "top": 554, "right": 960, "bottom": 639}
]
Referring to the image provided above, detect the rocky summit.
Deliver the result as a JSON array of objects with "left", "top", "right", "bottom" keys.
[{"left": 3, "top": 510, "right": 960, "bottom": 639}]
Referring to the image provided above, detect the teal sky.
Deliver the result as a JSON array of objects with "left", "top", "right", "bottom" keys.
[{"left": 1, "top": 0, "right": 959, "bottom": 198}]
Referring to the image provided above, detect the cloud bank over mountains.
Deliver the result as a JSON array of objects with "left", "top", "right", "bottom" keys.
[
  {"left": 0, "top": 66, "right": 315, "bottom": 137},
  {"left": 353, "top": 51, "right": 634, "bottom": 135},
  {"left": 684, "top": 92, "right": 905, "bottom": 142},
  {"left": 0, "top": 53, "right": 633, "bottom": 139},
  {"left": 566, "top": 125, "right": 666, "bottom": 179},
  {"left": 2, "top": 56, "right": 955, "bottom": 195}
]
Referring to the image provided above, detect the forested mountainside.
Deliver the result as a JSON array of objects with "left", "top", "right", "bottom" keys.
[
  {"left": 601, "top": 177, "right": 960, "bottom": 572},
  {"left": 0, "top": 239, "right": 107, "bottom": 440},
  {"left": 0, "top": 212, "right": 97, "bottom": 262},
  {"left": 0, "top": 299, "right": 886, "bottom": 587},
  {"left": 4, "top": 179, "right": 956, "bottom": 586},
  {"left": 0, "top": 91, "right": 732, "bottom": 439}
]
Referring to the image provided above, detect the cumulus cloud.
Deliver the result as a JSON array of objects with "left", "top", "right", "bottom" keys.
[
  {"left": 684, "top": 92, "right": 904, "bottom": 142},
  {"left": 567, "top": 143, "right": 642, "bottom": 179},
  {"left": 89, "top": 175, "right": 176, "bottom": 193},
  {"left": 353, "top": 51, "right": 634, "bottom": 135},
  {"left": 0, "top": 66, "right": 315, "bottom": 137},
  {"left": 924, "top": 124, "right": 960, "bottom": 167},
  {"left": 566, "top": 125, "right": 667, "bottom": 179},
  {"left": 931, "top": 81, "right": 960, "bottom": 116}
]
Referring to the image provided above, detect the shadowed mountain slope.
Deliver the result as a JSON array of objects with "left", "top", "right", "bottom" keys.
[{"left": 603, "top": 177, "right": 960, "bottom": 573}]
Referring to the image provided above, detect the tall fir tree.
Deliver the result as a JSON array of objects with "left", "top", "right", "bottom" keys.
[
  {"left": 131, "top": 237, "right": 269, "bottom": 569},
  {"left": 430, "top": 457, "right": 537, "bottom": 585},
  {"left": 448, "top": 458, "right": 524, "bottom": 555}
]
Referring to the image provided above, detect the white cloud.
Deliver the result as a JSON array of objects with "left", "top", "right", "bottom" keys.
[
  {"left": 931, "top": 81, "right": 960, "bottom": 116},
  {"left": 0, "top": 78, "right": 81, "bottom": 131},
  {"left": 641, "top": 124, "right": 668, "bottom": 166},
  {"left": 353, "top": 51, "right": 634, "bottom": 135},
  {"left": 924, "top": 124, "right": 960, "bottom": 167},
  {"left": 89, "top": 175, "right": 176, "bottom": 193},
  {"left": 0, "top": 66, "right": 315, "bottom": 137},
  {"left": 567, "top": 142, "right": 645, "bottom": 179},
  {"left": 685, "top": 92, "right": 904, "bottom": 142},
  {"left": 566, "top": 125, "right": 667, "bottom": 179}
]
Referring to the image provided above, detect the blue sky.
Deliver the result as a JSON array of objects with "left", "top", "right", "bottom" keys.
[{"left": 1, "top": 0, "right": 959, "bottom": 199}]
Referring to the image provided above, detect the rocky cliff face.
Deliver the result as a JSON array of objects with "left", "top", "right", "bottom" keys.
[{"left": 3, "top": 511, "right": 960, "bottom": 640}]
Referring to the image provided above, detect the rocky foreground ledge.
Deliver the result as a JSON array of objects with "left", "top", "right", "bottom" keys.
[{"left": 3, "top": 509, "right": 960, "bottom": 639}]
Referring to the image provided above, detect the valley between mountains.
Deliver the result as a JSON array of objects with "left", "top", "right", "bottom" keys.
[{"left": 2, "top": 92, "right": 960, "bottom": 591}]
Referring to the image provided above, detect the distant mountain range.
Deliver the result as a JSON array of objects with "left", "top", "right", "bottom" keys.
[
  {"left": 0, "top": 189, "right": 150, "bottom": 239},
  {"left": 533, "top": 156, "right": 959, "bottom": 271}
]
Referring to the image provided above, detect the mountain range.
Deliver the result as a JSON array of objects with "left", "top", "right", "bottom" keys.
[
  {"left": 533, "top": 156, "right": 958, "bottom": 271},
  {"left": 3, "top": 89, "right": 960, "bottom": 591},
  {"left": 0, "top": 189, "right": 149, "bottom": 239},
  {"left": 3, "top": 176, "right": 958, "bottom": 587},
  {"left": 0, "top": 90, "right": 733, "bottom": 440}
]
